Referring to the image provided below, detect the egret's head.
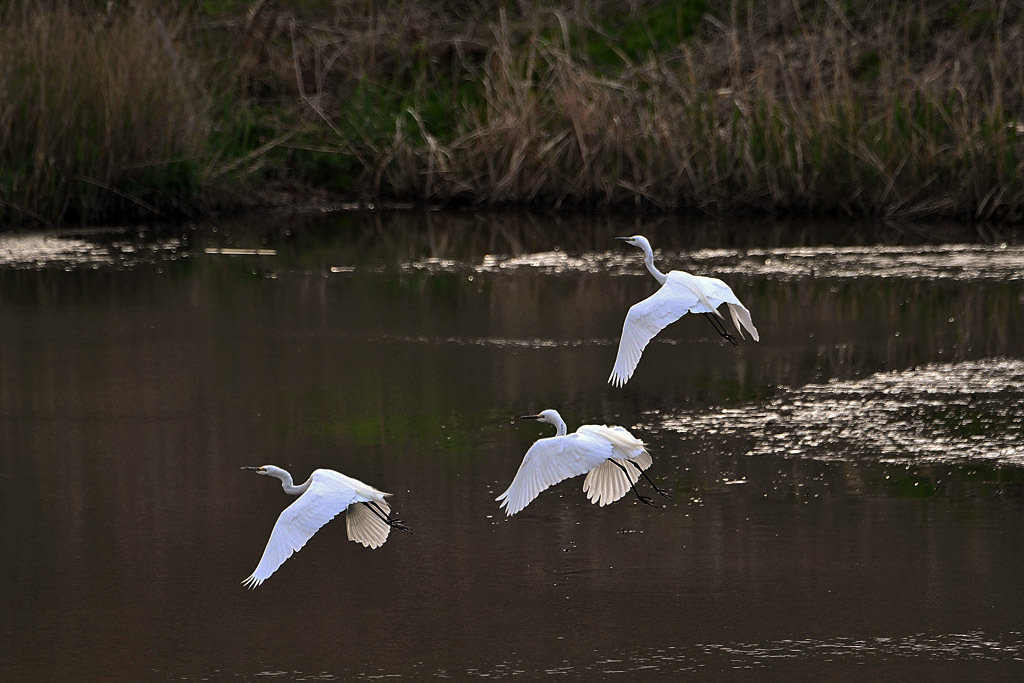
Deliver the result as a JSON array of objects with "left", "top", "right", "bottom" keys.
[
  {"left": 517, "top": 409, "right": 562, "bottom": 426},
  {"left": 241, "top": 465, "right": 284, "bottom": 477},
  {"left": 615, "top": 234, "right": 652, "bottom": 253}
]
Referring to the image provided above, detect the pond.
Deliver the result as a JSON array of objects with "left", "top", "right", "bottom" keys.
[{"left": 1, "top": 212, "right": 1022, "bottom": 679}]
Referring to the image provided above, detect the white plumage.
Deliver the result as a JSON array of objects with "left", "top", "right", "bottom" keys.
[
  {"left": 609, "top": 235, "right": 759, "bottom": 387},
  {"left": 241, "top": 466, "right": 407, "bottom": 588},
  {"left": 496, "top": 410, "right": 661, "bottom": 516}
]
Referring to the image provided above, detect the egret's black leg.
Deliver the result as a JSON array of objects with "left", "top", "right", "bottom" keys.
[
  {"left": 610, "top": 461, "right": 656, "bottom": 507},
  {"left": 363, "top": 501, "right": 414, "bottom": 534},
  {"left": 703, "top": 312, "right": 738, "bottom": 346},
  {"left": 627, "top": 460, "right": 674, "bottom": 500}
]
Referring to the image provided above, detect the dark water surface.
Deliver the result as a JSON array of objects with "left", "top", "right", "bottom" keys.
[{"left": 1, "top": 213, "right": 1022, "bottom": 680}]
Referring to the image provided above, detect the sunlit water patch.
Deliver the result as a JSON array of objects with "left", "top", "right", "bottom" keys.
[
  {"left": 696, "top": 630, "right": 1024, "bottom": 665},
  {"left": 660, "top": 359, "right": 1024, "bottom": 465},
  {"left": 0, "top": 229, "right": 185, "bottom": 268},
  {"left": 705, "top": 243, "right": 1024, "bottom": 281},
  {"left": 220, "top": 630, "right": 1022, "bottom": 678},
  {"left": 406, "top": 243, "right": 1024, "bottom": 282}
]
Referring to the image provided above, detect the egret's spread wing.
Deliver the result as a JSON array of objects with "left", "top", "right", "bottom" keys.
[
  {"left": 609, "top": 278, "right": 704, "bottom": 387},
  {"left": 496, "top": 434, "right": 611, "bottom": 516},
  {"left": 578, "top": 424, "right": 652, "bottom": 506},
  {"left": 576, "top": 425, "right": 652, "bottom": 469},
  {"left": 346, "top": 499, "right": 391, "bottom": 549},
  {"left": 582, "top": 457, "right": 640, "bottom": 506},
  {"left": 242, "top": 474, "right": 361, "bottom": 588},
  {"left": 691, "top": 275, "right": 760, "bottom": 341}
]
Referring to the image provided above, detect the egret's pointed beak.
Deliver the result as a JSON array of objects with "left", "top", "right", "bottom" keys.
[
  {"left": 516, "top": 414, "right": 542, "bottom": 421},
  {"left": 240, "top": 466, "right": 262, "bottom": 471},
  {"left": 615, "top": 236, "right": 631, "bottom": 241}
]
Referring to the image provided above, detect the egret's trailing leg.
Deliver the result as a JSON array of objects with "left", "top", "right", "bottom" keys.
[
  {"left": 364, "top": 501, "right": 414, "bottom": 534},
  {"left": 628, "top": 460, "right": 674, "bottom": 500},
  {"left": 703, "top": 313, "right": 738, "bottom": 346},
  {"left": 610, "top": 460, "right": 657, "bottom": 507}
]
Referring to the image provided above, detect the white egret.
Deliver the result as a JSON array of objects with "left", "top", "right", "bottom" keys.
[
  {"left": 609, "top": 235, "right": 759, "bottom": 387},
  {"left": 240, "top": 465, "right": 411, "bottom": 588},
  {"left": 496, "top": 409, "right": 672, "bottom": 516}
]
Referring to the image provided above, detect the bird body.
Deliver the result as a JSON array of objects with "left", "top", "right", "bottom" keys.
[
  {"left": 241, "top": 465, "right": 407, "bottom": 588},
  {"left": 496, "top": 410, "right": 659, "bottom": 516},
  {"left": 609, "top": 235, "right": 759, "bottom": 387}
]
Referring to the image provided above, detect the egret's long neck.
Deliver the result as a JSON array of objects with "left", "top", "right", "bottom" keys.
[
  {"left": 272, "top": 470, "right": 311, "bottom": 496},
  {"left": 551, "top": 417, "right": 568, "bottom": 437},
  {"left": 642, "top": 245, "right": 668, "bottom": 285}
]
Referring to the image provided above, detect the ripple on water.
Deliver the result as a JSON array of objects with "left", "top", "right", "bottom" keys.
[
  {"left": 661, "top": 358, "right": 1024, "bottom": 465},
  {"left": 0, "top": 230, "right": 185, "bottom": 268},
  {"left": 404, "top": 243, "right": 1024, "bottom": 282}
]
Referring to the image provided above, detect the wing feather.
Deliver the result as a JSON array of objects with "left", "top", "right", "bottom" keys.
[
  {"left": 496, "top": 434, "right": 612, "bottom": 516},
  {"left": 691, "top": 275, "right": 760, "bottom": 341},
  {"left": 609, "top": 276, "right": 705, "bottom": 387},
  {"left": 581, "top": 458, "right": 639, "bottom": 506},
  {"left": 345, "top": 499, "right": 392, "bottom": 549},
  {"left": 242, "top": 473, "right": 362, "bottom": 588},
  {"left": 578, "top": 424, "right": 652, "bottom": 506}
]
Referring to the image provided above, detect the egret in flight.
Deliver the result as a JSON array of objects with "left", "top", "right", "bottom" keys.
[
  {"left": 240, "top": 465, "right": 411, "bottom": 588},
  {"left": 496, "top": 409, "right": 672, "bottom": 516},
  {"left": 609, "top": 235, "right": 759, "bottom": 387}
]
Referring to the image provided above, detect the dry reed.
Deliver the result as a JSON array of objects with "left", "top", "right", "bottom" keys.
[{"left": 2, "top": 1, "right": 1023, "bottom": 226}]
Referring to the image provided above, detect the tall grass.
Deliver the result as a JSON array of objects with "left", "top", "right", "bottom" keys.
[
  {"left": 1, "top": 1, "right": 1023, "bottom": 225},
  {"left": 348, "top": 2, "right": 1024, "bottom": 220},
  {"left": 0, "top": 3, "right": 206, "bottom": 224}
]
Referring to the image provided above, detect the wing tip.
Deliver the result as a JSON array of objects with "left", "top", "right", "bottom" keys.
[{"left": 241, "top": 574, "right": 263, "bottom": 589}]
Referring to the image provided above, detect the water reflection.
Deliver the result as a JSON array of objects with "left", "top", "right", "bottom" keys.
[
  {"left": 660, "top": 358, "right": 1024, "bottom": 465},
  {"left": 0, "top": 212, "right": 1022, "bottom": 680}
]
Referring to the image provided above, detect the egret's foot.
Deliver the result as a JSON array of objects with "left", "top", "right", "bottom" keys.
[
  {"left": 654, "top": 488, "right": 674, "bottom": 501},
  {"left": 721, "top": 331, "right": 739, "bottom": 347},
  {"left": 637, "top": 494, "right": 656, "bottom": 508},
  {"left": 391, "top": 520, "right": 414, "bottom": 534}
]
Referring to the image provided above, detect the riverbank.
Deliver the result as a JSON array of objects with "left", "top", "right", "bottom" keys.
[{"left": 2, "top": 1, "right": 1023, "bottom": 227}]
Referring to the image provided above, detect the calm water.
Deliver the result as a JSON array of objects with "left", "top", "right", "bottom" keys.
[{"left": 1, "top": 213, "right": 1022, "bottom": 680}]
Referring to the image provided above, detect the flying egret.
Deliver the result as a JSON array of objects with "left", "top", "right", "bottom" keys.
[
  {"left": 609, "top": 234, "right": 759, "bottom": 387},
  {"left": 496, "top": 409, "right": 672, "bottom": 516},
  {"left": 240, "top": 465, "right": 411, "bottom": 588}
]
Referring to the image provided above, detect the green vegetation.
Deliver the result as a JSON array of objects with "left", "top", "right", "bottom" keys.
[{"left": 2, "top": 0, "right": 1024, "bottom": 226}]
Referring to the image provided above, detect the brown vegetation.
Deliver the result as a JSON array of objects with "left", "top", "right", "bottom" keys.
[{"left": 1, "top": 1, "right": 1023, "bottom": 226}]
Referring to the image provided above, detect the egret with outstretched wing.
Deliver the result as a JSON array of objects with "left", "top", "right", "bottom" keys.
[
  {"left": 609, "top": 235, "right": 759, "bottom": 387},
  {"left": 240, "top": 466, "right": 411, "bottom": 588},
  {"left": 496, "top": 409, "right": 671, "bottom": 516}
]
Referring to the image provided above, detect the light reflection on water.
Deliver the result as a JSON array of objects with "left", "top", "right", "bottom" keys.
[
  {"left": 1, "top": 213, "right": 1023, "bottom": 681},
  {"left": 660, "top": 358, "right": 1024, "bottom": 465},
  {"left": 0, "top": 228, "right": 186, "bottom": 268},
  {"left": 415, "top": 243, "right": 1024, "bottom": 282},
  {"left": 226, "top": 629, "right": 1024, "bottom": 679}
]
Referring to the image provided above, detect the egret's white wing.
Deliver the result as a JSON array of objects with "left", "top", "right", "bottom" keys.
[
  {"left": 578, "top": 424, "right": 652, "bottom": 506},
  {"left": 346, "top": 499, "right": 391, "bottom": 549},
  {"left": 496, "top": 434, "right": 612, "bottom": 516},
  {"left": 581, "top": 458, "right": 640, "bottom": 506},
  {"left": 691, "top": 275, "right": 760, "bottom": 341},
  {"left": 576, "top": 424, "right": 651, "bottom": 467},
  {"left": 242, "top": 473, "right": 362, "bottom": 588},
  {"left": 609, "top": 275, "right": 708, "bottom": 387}
]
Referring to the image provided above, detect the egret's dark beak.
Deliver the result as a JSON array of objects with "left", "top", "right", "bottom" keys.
[
  {"left": 516, "top": 414, "right": 541, "bottom": 421},
  {"left": 240, "top": 466, "right": 262, "bottom": 471},
  {"left": 615, "top": 236, "right": 630, "bottom": 241}
]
